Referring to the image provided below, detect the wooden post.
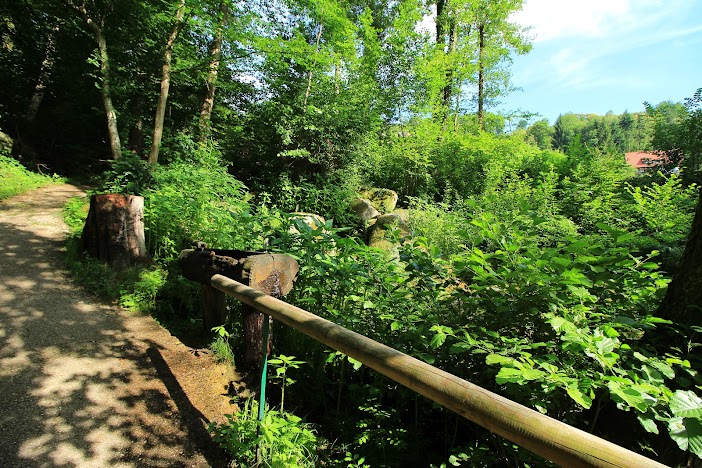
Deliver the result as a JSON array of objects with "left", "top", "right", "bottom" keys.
[
  {"left": 201, "top": 284, "right": 226, "bottom": 332},
  {"left": 178, "top": 249, "right": 298, "bottom": 367},
  {"left": 239, "top": 254, "right": 298, "bottom": 369}
]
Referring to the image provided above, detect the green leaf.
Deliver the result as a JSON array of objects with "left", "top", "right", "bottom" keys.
[
  {"left": 362, "top": 300, "right": 375, "bottom": 309},
  {"left": 390, "top": 321, "right": 401, "bottom": 331},
  {"left": 486, "top": 354, "right": 513, "bottom": 366},
  {"left": 567, "top": 386, "right": 593, "bottom": 409},
  {"left": 430, "top": 332, "right": 447, "bottom": 349},
  {"left": 521, "top": 368, "right": 546, "bottom": 381},
  {"left": 496, "top": 368, "right": 523, "bottom": 384},
  {"left": 347, "top": 357, "right": 363, "bottom": 370},
  {"left": 549, "top": 316, "right": 576, "bottom": 333},
  {"left": 608, "top": 382, "right": 648, "bottom": 412},
  {"left": 637, "top": 415, "right": 659, "bottom": 434},
  {"left": 649, "top": 360, "right": 676, "bottom": 379},
  {"left": 670, "top": 391, "right": 702, "bottom": 418},
  {"left": 668, "top": 417, "right": 702, "bottom": 457}
]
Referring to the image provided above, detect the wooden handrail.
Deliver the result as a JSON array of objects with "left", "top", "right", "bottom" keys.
[{"left": 210, "top": 274, "right": 668, "bottom": 468}]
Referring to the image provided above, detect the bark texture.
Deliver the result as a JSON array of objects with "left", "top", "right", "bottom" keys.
[
  {"left": 658, "top": 192, "right": 702, "bottom": 326},
  {"left": 477, "top": 23, "right": 485, "bottom": 132},
  {"left": 67, "top": 1, "right": 122, "bottom": 159},
  {"left": 198, "top": 2, "right": 228, "bottom": 143},
  {"left": 24, "top": 25, "right": 59, "bottom": 125},
  {"left": 179, "top": 249, "right": 298, "bottom": 367},
  {"left": 149, "top": 0, "right": 187, "bottom": 165},
  {"left": 81, "top": 194, "right": 151, "bottom": 267}
]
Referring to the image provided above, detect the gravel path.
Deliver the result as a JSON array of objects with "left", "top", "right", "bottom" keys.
[{"left": 0, "top": 184, "right": 233, "bottom": 467}]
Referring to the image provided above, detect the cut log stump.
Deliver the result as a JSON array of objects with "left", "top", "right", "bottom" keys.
[{"left": 81, "top": 194, "right": 151, "bottom": 267}]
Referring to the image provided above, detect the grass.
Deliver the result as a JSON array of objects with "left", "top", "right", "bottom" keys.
[{"left": 0, "top": 155, "right": 62, "bottom": 200}]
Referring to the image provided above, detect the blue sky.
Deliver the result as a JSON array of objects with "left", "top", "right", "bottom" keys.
[{"left": 500, "top": 0, "right": 702, "bottom": 124}]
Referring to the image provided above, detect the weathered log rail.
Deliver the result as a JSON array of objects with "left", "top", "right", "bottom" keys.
[{"left": 180, "top": 249, "right": 667, "bottom": 468}]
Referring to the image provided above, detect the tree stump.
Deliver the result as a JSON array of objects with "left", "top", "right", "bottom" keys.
[{"left": 81, "top": 194, "right": 151, "bottom": 267}]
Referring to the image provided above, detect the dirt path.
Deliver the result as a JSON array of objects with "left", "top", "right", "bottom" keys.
[{"left": 0, "top": 184, "right": 235, "bottom": 467}]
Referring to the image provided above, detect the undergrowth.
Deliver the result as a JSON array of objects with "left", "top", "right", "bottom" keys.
[{"left": 0, "top": 154, "right": 62, "bottom": 200}]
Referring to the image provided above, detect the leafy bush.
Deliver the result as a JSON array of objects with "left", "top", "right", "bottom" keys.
[
  {"left": 143, "top": 141, "right": 252, "bottom": 259},
  {"left": 0, "top": 154, "right": 60, "bottom": 199},
  {"left": 210, "top": 399, "right": 318, "bottom": 467},
  {"left": 98, "top": 152, "right": 154, "bottom": 195}
]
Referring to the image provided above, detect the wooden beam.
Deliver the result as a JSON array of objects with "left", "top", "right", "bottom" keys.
[{"left": 209, "top": 274, "right": 668, "bottom": 468}]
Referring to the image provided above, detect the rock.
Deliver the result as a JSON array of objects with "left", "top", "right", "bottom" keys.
[
  {"left": 367, "top": 213, "right": 410, "bottom": 257},
  {"left": 394, "top": 208, "right": 410, "bottom": 224},
  {"left": 374, "top": 213, "right": 408, "bottom": 230},
  {"left": 360, "top": 188, "right": 398, "bottom": 214},
  {"left": 288, "top": 212, "right": 326, "bottom": 234},
  {"left": 351, "top": 198, "right": 380, "bottom": 224},
  {"left": 0, "top": 130, "right": 13, "bottom": 156}
]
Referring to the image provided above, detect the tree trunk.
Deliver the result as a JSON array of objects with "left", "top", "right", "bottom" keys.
[
  {"left": 92, "top": 25, "right": 122, "bottom": 160},
  {"left": 198, "top": 2, "right": 228, "bottom": 143},
  {"left": 25, "top": 24, "right": 59, "bottom": 125},
  {"left": 81, "top": 194, "right": 151, "bottom": 267},
  {"left": 240, "top": 254, "right": 299, "bottom": 369},
  {"left": 128, "top": 115, "right": 144, "bottom": 154},
  {"left": 441, "top": 19, "right": 458, "bottom": 131},
  {"left": 67, "top": 0, "right": 122, "bottom": 160},
  {"left": 149, "top": 0, "right": 187, "bottom": 165},
  {"left": 477, "top": 23, "right": 485, "bottom": 132},
  {"left": 657, "top": 190, "right": 702, "bottom": 326},
  {"left": 303, "top": 24, "right": 323, "bottom": 109}
]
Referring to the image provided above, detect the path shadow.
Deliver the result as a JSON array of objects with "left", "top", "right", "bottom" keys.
[{"left": 0, "top": 220, "right": 226, "bottom": 467}]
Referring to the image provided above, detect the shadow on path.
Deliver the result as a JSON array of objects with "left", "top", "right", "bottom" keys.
[{"left": 0, "top": 186, "right": 228, "bottom": 467}]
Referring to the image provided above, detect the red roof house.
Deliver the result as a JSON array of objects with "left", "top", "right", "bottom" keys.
[{"left": 625, "top": 152, "right": 670, "bottom": 173}]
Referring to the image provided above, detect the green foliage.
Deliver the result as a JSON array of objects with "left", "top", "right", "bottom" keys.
[
  {"left": 0, "top": 154, "right": 60, "bottom": 199},
  {"left": 210, "top": 332, "right": 235, "bottom": 366},
  {"left": 119, "top": 267, "right": 167, "bottom": 312},
  {"left": 257, "top": 169, "right": 361, "bottom": 228},
  {"left": 99, "top": 152, "right": 153, "bottom": 195},
  {"left": 62, "top": 196, "right": 90, "bottom": 234},
  {"left": 143, "top": 139, "right": 252, "bottom": 259},
  {"left": 268, "top": 354, "right": 305, "bottom": 412},
  {"left": 210, "top": 398, "right": 318, "bottom": 468},
  {"left": 647, "top": 92, "right": 702, "bottom": 185}
]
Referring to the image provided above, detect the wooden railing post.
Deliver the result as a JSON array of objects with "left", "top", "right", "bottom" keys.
[{"left": 179, "top": 248, "right": 299, "bottom": 368}]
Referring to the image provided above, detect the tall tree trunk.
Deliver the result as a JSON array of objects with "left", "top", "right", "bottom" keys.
[
  {"left": 128, "top": 115, "right": 144, "bottom": 154},
  {"left": 303, "top": 24, "right": 323, "bottom": 108},
  {"left": 657, "top": 190, "right": 702, "bottom": 326},
  {"left": 197, "top": 2, "right": 228, "bottom": 143},
  {"left": 434, "top": 0, "right": 447, "bottom": 124},
  {"left": 441, "top": 20, "right": 459, "bottom": 131},
  {"left": 67, "top": 1, "right": 122, "bottom": 160},
  {"left": 94, "top": 25, "right": 121, "bottom": 160},
  {"left": 477, "top": 23, "right": 485, "bottom": 132},
  {"left": 25, "top": 24, "right": 59, "bottom": 125},
  {"left": 149, "top": 0, "right": 187, "bottom": 166}
]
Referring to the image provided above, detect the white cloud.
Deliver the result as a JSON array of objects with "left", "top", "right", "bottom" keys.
[
  {"left": 510, "top": 0, "right": 702, "bottom": 92},
  {"left": 512, "top": 0, "right": 666, "bottom": 43}
]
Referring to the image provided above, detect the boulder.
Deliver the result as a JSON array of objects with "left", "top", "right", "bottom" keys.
[
  {"left": 351, "top": 197, "right": 380, "bottom": 225},
  {"left": 367, "top": 213, "right": 410, "bottom": 256},
  {"left": 360, "top": 188, "right": 398, "bottom": 214},
  {"left": 0, "top": 131, "right": 13, "bottom": 156},
  {"left": 288, "top": 212, "right": 326, "bottom": 234}
]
